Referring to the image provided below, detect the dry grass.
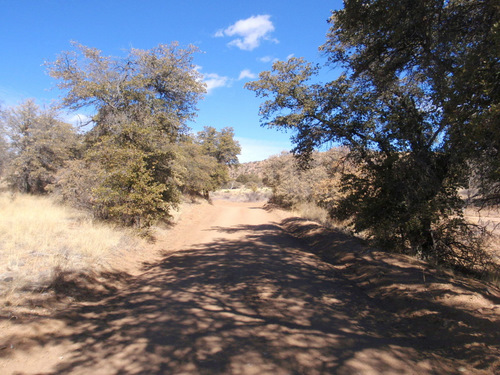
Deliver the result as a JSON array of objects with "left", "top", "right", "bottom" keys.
[
  {"left": 464, "top": 206, "right": 500, "bottom": 262},
  {"left": 211, "top": 187, "right": 273, "bottom": 202},
  {"left": 0, "top": 192, "right": 145, "bottom": 300},
  {"left": 463, "top": 206, "right": 500, "bottom": 286},
  {"left": 291, "top": 201, "right": 362, "bottom": 240},
  {"left": 292, "top": 202, "right": 329, "bottom": 225}
]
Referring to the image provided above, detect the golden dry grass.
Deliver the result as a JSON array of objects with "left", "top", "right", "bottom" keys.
[
  {"left": 291, "top": 201, "right": 360, "bottom": 239},
  {"left": 211, "top": 187, "right": 273, "bottom": 202},
  {"left": 0, "top": 192, "right": 145, "bottom": 298},
  {"left": 292, "top": 202, "right": 330, "bottom": 225},
  {"left": 464, "top": 206, "right": 500, "bottom": 266}
]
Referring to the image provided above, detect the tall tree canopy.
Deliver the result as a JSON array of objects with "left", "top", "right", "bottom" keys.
[
  {"left": 196, "top": 126, "right": 241, "bottom": 166},
  {"left": 324, "top": 0, "right": 499, "bottom": 205},
  {"left": 177, "top": 126, "right": 242, "bottom": 198},
  {"left": 247, "top": 0, "right": 499, "bottom": 270},
  {"left": 47, "top": 42, "right": 206, "bottom": 226},
  {"left": 47, "top": 42, "right": 204, "bottom": 141}
]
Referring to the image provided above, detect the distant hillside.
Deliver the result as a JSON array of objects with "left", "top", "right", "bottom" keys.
[
  {"left": 230, "top": 156, "right": 282, "bottom": 180},
  {"left": 230, "top": 149, "right": 348, "bottom": 181}
]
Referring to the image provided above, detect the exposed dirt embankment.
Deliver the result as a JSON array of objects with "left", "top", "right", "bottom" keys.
[{"left": 282, "top": 217, "right": 500, "bottom": 372}]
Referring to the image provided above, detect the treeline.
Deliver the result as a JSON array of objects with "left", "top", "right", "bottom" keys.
[
  {"left": 247, "top": 0, "right": 499, "bottom": 275},
  {"left": 259, "top": 149, "right": 347, "bottom": 209},
  {"left": 0, "top": 43, "right": 240, "bottom": 227}
]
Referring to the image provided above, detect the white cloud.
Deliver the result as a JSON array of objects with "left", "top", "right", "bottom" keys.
[
  {"left": 198, "top": 67, "right": 255, "bottom": 92},
  {"left": 64, "top": 112, "right": 94, "bottom": 131},
  {"left": 238, "top": 69, "right": 257, "bottom": 80},
  {"left": 196, "top": 65, "right": 231, "bottom": 93},
  {"left": 258, "top": 55, "right": 278, "bottom": 64},
  {"left": 216, "top": 15, "right": 278, "bottom": 51},
  {"left": 66, "top": 113, "right": 91, "bottom": 126},
  {"left": 203, "top": 72, "right": 231, "bottom": 93}
]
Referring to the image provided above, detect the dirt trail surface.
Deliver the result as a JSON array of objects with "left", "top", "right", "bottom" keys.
[{"left": 1, "top": 200, "right": 499, "bottom": 374}]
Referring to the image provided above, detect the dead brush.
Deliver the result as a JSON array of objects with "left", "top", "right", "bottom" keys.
[{"left": 211, "top": 187, "right": 272, "bottom": 202}]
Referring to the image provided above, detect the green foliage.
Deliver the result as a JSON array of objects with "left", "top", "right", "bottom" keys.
[
  {"left": 184, "top": 126, "right": 242, "bottom": 195},
  {"left": 53, "top": 139, "right": 178, "bottom": 227},
  {"left": 46, "top": 43, "right": 242, "bottom": 225},
  {"left": 51, "top": 159, "right": 103, "bottom": 212},
  {"left": 325, "top": 0, "right": 500, "bottom": 206},
  {"left": 47, "top": 42, "right": 206, "bottom": 226},
  {"left": 196, "top": 126, "right": 241, "bottom": 166},
  {"left": 332, "top": 151, "right": 466, "bottom": 256},
  {"left": 1, "top": 99, "right": 78, "bottom": 194},
  {"left": 174, "top": 141, "right": 220, "bottom": 197},
  {"left": 247, "top": 0, "right": 498, "bottom": 270},
  {"left": 88, "top": 145, "right": 171, "bottom": 227},
  {"left": 47, "top": 42, "right": 205, "bottom": 141},
  {"left": 471, "top": 100, "right": 500, "bottom": 206}
]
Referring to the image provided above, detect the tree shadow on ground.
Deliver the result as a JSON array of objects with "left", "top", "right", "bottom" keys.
[
  {"left": 1, "top": 217, "right": 499, "bottom": 374},
  {"left": 282, "top": 217, "right": 500, "bottom": 372}
]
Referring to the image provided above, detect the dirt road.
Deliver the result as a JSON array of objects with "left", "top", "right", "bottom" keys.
[{"left": 1, "top": 200, "right": 499, "bottom": 374}]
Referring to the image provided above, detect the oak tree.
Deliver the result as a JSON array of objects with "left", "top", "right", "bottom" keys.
[
  {"left": 195, "top": 126, "right": 241, "bottom": 195},
  {"left": 47, "top": 42, "right": 204, "bottom": 142},
  {"left": 196, "top": 126, "right": 241, "bottom": 166},
  {"left": 247, "top": 0, "right": 498, "bottom": 271},
  {"left": 47, "top": 42, "right": 206, "bottom": 226}
]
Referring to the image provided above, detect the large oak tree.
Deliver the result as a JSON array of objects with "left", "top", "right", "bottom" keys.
[
  {"left": 47, "top": 42, "right": 206, "bottom": 226},
  {"left": 247, "top": 0, "right": 499, "bottom": 271}
]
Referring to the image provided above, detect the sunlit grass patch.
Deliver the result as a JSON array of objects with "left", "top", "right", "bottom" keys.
[
  {"left": 292, "top": 202, "right": 329, "bottom": 226},
  {"left": 0, "top": 192, "right": 144, "bottom": 297},
  {"left": 464, "top": 206, "right": 500, "bottom": 282},
  {"left": 211, "top": 187, "right": 273, "bottom": 202}
]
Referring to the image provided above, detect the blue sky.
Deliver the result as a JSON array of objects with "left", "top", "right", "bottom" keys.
[{"left": 0, "top": 0, "right": 342, "bottom": 162}]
